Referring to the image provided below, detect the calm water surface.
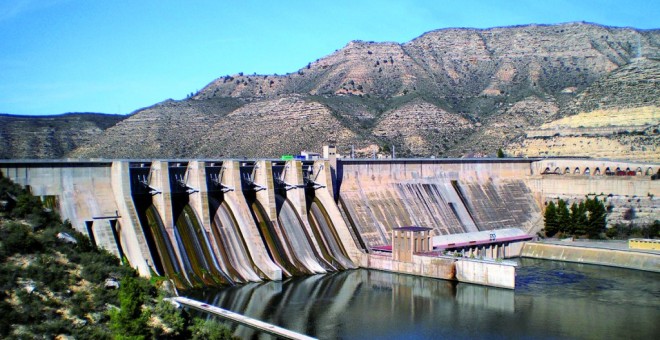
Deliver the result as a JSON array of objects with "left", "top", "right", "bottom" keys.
[{"left": 188, "top": 258, "right": 660, "bottom": 339}]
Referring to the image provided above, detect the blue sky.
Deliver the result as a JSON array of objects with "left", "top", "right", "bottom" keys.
[{"left": 0, "top": 0, "right": 657, "bottom": 116}]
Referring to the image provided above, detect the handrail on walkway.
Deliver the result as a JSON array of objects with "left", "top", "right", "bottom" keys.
[{"left": 167, "top": 296, "right": 317, "bottom": 340}]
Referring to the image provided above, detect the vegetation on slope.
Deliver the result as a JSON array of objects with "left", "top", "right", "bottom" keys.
[
  {"left": 0, "top": 172, "right": 236, "bottom": 339},
  {"left": 542, "top": 196, "right": 660, "bottom": 239},
  {"left": 543, "top": 197, "right": 607, "bottom": 238}
]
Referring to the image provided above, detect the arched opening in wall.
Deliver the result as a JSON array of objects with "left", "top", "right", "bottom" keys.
[
  {"left": 555, "top": 167, "right": 561, "bottom": 174},
  {"left": 584, "top": 167, "right": 590, "bottom": 175},
  {"left": 605, "top": 167, "right": 612, "bottom": 176},
  {"left": 636, "top": 167, "right": 643, "bottom": 176},
  {"left": 625, "top": 167, "right": 635, "bottom": 176},
  {"left": 543, "top": 167, "right": 551, "bottom": 174},
  {"left": 616, "top": 167, "right": 623, "bottom": 176},
  {"left": 564, "top": 167, "right": 571, "bottom": 174},
  {"left": 574, "top": 167, "right": 580, "bottom": 175},
  {"left": 646, "top": 167, "right": 654, "bottom": 176},
  {"left": 594, "top": 168, "right": 601, "bottom": 176}
]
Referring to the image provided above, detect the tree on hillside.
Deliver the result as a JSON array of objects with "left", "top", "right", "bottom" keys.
[
  {"left": 570, "top": 201, "right": 588, "bottom": 235},
  {"left": 544, "top": 197, "right": 608, "bottom": 238},
  {"left": 544, "top": 201, "right": 559, "bottom": 237},
  {"left": 556, "top": 199, "right": 571, "bottom": 233},
  {"left": 110, "top": 276, "right": 151, "bottom": 339},
  {"left": 585, "top": 197, "right": 607, "bottom": 237},
  {"left": 497, "top": 148, "right": 505, "bottom": 158}
]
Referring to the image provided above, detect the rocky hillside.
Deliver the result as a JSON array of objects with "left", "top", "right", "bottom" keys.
[
  {"left": 0, "top": 173, "right": 236, "bottom": 339},
  {"left": 506, "top": 57, "right": 660, "bottom": 161},
  {"left": 0, "top": 113, "right": 123, "bottom": 159},
  {"left": 4, "top": 22, "right": 660, "bottom": 160}
]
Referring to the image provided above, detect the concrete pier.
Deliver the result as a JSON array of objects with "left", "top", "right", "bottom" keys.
[
  {"left": 221, "top": 160, "right": 282, "bottom": 281},
  {"left": 360, "top": 252, "right": 517, "bottom": 289},
  {"left": 111, "top": 161, "right": 154, "bottom": 277},
  {"left": 312, "top": 159, "right": 362, "bottom": 264}
]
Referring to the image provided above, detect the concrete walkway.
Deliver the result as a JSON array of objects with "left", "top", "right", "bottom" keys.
[
  {"left": 522, "top": 241, "right": 660, "bottom": 272},
  {"left": 170, "top": 296, "right": 317, "bottom": 340},
  {"left": 539, "top": 239, "right": 660, "bottom": 254}
]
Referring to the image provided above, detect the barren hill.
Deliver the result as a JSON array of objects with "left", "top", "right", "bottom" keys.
[
  {"left": 506, "top": 57, "right": 660, "bottom": 161},
  {"left": 0, "top": 113, "right": 123, "bottom": 159},
  {"left": 3, "top": 22, "right": 660, "bottom": 160}
]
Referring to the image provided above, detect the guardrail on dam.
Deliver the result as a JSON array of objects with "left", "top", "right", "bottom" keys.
[{"left": 1, "top": 158, "right": 658, "bottom": 289}]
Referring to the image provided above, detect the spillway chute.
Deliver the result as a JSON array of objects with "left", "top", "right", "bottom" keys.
[
  {"left": 142, "top": 205, "right": 190, "bottom": 289},
  {"left": 248, "top": 198, "right": 300, "bottom": 277},
  {"left": 307, "top": 196, "right": 356, "bottom": 270},
  {"left": 209, "top": 197, "right": 262, "bottom": 283},
  {"left": 275, "top": 194, "right": 327, "bottom": 274},
  {"left": 173, "top": 204, "right": 233, "bottom": 286}
]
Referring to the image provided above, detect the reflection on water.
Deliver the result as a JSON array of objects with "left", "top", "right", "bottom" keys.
[{"left": 188, "top": 259, "right": 660, "bottom": 339}]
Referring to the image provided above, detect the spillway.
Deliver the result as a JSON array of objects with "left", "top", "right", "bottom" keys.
[
  {"left": 307, "top": 195, "right": 355, "bottom": 270},
  {"left": 172, "top": 202, "right": 232, "bottom": 286},
  {"left": 452, "top": 179, "right": 542, "bottom": 231},
  {"left": 275, "top": 194, "right": 327, "bottom": 274},
  {"left": 247, "top": 196, "right": 300, "bottom": 277},
  {"left": 129, "top": 163, "right": 191, "bottom": 289},
  {"left": 141, "top": 204, "right": 189, "bottom": 288},
  {"left": 396, "top": 182, "right": 476, "bottom": 235},
  {"left": 209, "top": 197, "right": 262, "bottom": 282}
]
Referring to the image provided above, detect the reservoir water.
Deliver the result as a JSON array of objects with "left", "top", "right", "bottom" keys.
[{"left": 188, "top": 258, "right": 660, "bottom": 339}]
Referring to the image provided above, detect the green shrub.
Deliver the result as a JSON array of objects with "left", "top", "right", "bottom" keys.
[
  {"left": 25, "top": 254, "right": 72, "bottom": 292},
  {"left": 152, "top": 297, "right": 189, "bottom": 338},
  {"left": 70, "top": 290, "right": 93, "bottom": 319},
  {"left": 109, "top": 276, "right": 152, "bottom": 339},
  {"left": 0, "top": 221, "right": 42, "bottom": 255},
  {"left": 189, "top": 318, "right": 237, "bottom": 340}
]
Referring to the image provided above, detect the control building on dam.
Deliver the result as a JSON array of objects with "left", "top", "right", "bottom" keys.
[{"left": 1, "top": 157, "right": 658, "bottom": 289}]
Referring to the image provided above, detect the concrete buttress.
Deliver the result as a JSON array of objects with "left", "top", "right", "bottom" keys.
[
  {"left": 150, "top": 161, "right": 186, "bottom": 269},
  {"left": 223, "top": 161, "right": 282, "bottom": 280},
  {"left": 110, "top": 161, "right": 153, "bottom": 276},
  {"left": 283, "top": 160, "right": 335, "bottom": 269},
  {"left": 313, "top": 160, "right": 362, "bottom": 264}
]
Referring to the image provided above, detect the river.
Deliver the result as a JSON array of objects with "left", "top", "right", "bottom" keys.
[{"left": 188, "top": 258, "right": 660, "bottom": 339}]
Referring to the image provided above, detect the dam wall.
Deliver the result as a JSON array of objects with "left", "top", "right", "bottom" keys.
[
  {"left": 0, "top": 160, "right": 124, "bottom": 257},
  {"left": 337, "top": 159, "right": 543, "bottom": 248},
  {"left": 0, "top": 159, "right": 355, "bottom": 288},
  {"left": 2, "top": 157, "right": 658, "bottom": 288},
  {"left": 337, "top": 157, "right": 658, "bottom": 252}
]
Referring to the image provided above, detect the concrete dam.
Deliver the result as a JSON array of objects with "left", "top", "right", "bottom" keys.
[{"left": 1, "top": 158, "right": 658, "bottom": 289}]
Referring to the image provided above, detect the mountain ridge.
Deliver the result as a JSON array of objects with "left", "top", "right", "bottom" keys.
[{"left": 1, "top": 22, "right": 658, "bottom": 160}]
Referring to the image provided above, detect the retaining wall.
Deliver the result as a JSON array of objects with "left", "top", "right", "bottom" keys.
[
  {"left": 521, "top": 242, "right": 660, "bottom": 272},
  {"left": 360, "top": 253, "right": 516, "bottom": 289}
]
